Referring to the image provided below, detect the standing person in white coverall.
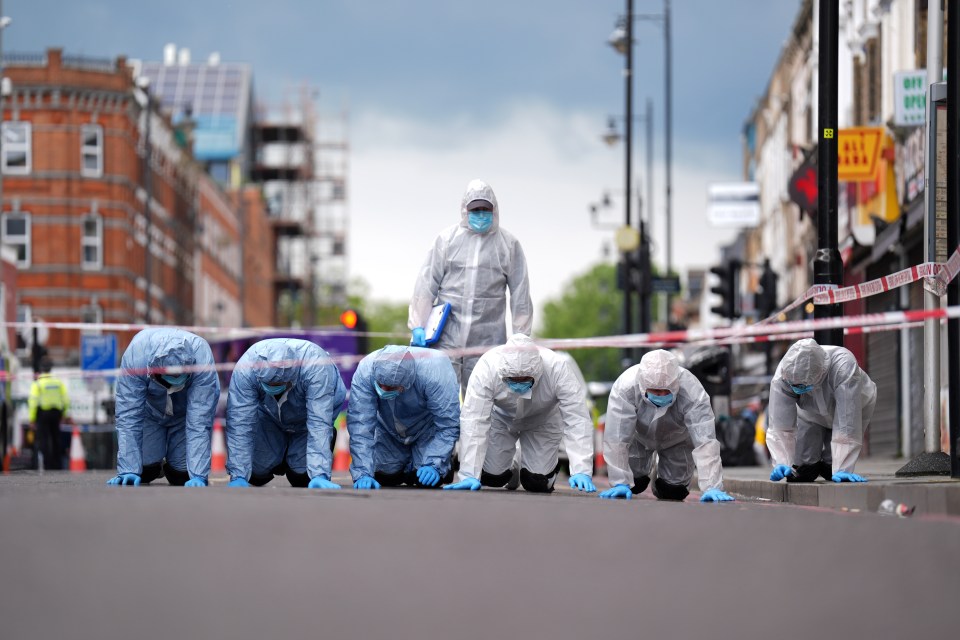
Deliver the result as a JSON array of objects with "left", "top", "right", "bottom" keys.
[
  {"left": 766, "top": 338, "right": 877, "bottom": 483},
  {"left": 408, "top": 179, "right": 534, "bottom": 395},
  {"left": 600, "top": 350, "right": 734, "bottom": 502},
  {"left": 443, "top": 334, "right": 596, "bottom": 494}
]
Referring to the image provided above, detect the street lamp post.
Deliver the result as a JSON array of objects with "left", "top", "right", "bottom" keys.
[{"left": 610, "top": 0, "right": 672, "bottom": 328}]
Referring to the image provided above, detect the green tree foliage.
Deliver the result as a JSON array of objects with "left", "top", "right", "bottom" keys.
[
  {"left": 539, "top": 262, "right": 625, "bottom": 387},
  {"left": 363, "top": 300, "right": 411, "bottom": 352}
]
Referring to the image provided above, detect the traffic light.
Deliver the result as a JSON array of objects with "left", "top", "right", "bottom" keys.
[
  {"left": 710, "top": 259, "right": 740, "bottom": 319},
  {"left": 340, "top": 309, "right": 369, "bottom": 354},
  {"left": 756, "top": 259, "right": 779, "bottom": 319}
]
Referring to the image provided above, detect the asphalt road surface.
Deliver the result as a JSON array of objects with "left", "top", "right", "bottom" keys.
[{"left": 1, "top": 471, "right": 957, "bottom": 640}]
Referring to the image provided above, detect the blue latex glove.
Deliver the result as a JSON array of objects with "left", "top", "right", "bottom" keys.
[
  {"left": 769, "top": 464, "right": 794, "bottom": 481},
  {"left": 184, "top": 477, "right": 207, "bottom": 487},
  {"left": 442, "top": 477, "right": 482, "bottom": 491},
  {"left": 308, "top": 476, "right": 341, "bottom": 489},
  {"left": 411, "top": 327, "right": 427, "bottom": 347},
  {"left": 599, "top": 484, "right": 632, "bottom": 499},
  {"left": 353, "top": 475, "right": 381, "bottom": 490},
  {"left": 568, "top": 473, "right": 597, "bottom": 493},
  {"left": 700, "top": 488, "right": 735, "bottom": 502},
  {"left": 832, "top": 471, "right": 867, "bottom": 483},
  {"left": 227, "top": 478, "right": 251, "bottom": 487},
  {"left": 106, "top": 473, "right": 141, "bottom": 486},
  {"left": 417, "top": 465, "right": 441, "bottom": 487}
]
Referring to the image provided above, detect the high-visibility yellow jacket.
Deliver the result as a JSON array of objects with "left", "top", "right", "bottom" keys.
[{"left": 28, "top": 374, "right": 70, "bottom": 422}]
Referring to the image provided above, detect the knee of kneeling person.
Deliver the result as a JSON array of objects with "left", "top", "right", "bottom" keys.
[
  {"left": 162, "top": 461, "right": 190, "bottom": 486},
  {"left": 653, "top": 477, "right": 689, "bottom": 501},
  {"left": 519, "top": 467, "right": 558, "bottom": 493},
  {"left": 480, "top": 468, "right": 513, "bottom": 487}
]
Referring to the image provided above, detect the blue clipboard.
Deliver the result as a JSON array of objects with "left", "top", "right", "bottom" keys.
[{"left": 423, "top": 303, "right": 451, "bottom": 346}]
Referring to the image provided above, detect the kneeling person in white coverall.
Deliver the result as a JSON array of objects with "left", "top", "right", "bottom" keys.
[
  {"left": 444, "top": 334, "right": 596, "bottom": 493},
  {"left": 600, "top": 350, "right": 734, "bottom": 502},
  {"left": 766, "top": 338, "right": 877, "bottom": 484}
]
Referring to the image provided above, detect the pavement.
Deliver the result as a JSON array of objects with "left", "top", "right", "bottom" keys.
[{"left": 717, "top": 458, "right": 960, "bottom": 516}]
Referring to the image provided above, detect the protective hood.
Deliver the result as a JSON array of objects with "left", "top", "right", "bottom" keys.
[
  {"left": 459, "top": 179, "right": 500, "bottom": 233},
  {"left": 147, "top": 335, "right": 195, "bottom": 374},
  {"left": 372, "top": 345, "right": 417, "bottom": 390},
  {"left": 638, "top": 350, "right": 681, "bottom": 396},
  {"left": 780, "top": 338, "right": 827, "bottom": 386},
  {"left": 253, "top": 342, "right": 299, "bottom": 386},
  {"left": 496, "top": 333, "right": 543, "bottom": 384}
]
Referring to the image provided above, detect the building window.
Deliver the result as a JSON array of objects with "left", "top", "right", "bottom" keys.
[
  {"left": 1, "top": 212, "right": 31, "bottom": 267},
  {"left": 1, "top": 122, "right": 31, "bottom": 175},
  {"left": 80, "top": 304, "right": 103, "bottom": 335},
  {"left": 80, "top": 124, "right": 103, "bottom": 177},
  {"left": 82, "top": 215, "right": 103, "bottom": 270}
]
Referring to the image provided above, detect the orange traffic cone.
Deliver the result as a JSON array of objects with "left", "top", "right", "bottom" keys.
[
  {"left": 332, "top": 425, "right": 351, "bottom": 472},
  {"left": 210, "top": 419, "right": 226, "bottom": 474},
  {"left": 593, "top": 418, "right": 606, "bottom": 476},
  {"left": 69, "top": 426, "right": 87, "bottom": 472}
]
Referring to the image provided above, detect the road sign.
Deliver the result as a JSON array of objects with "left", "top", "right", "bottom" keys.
[
  {"left": 81, "top": 335, "right": 117, "bottom": 382},
  {"left": 707, "top": 183, "right": 759, "bottom": 227},
  {"left": 651, "top": 276, "right": 681, "bottom": 294}
]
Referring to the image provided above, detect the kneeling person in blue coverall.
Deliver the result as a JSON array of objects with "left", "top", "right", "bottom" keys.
[
  {"left": 347, "top": 345, "right": 460, "bottom": 489},
  {"left": 225, "top": 339, "right": 347, "bottom": 489},
  {"left": 600, "top": 350, "right": 734, "bottom": 503},
  {"left": 108, "top": 328, "right": 220, "bottom": 487}
]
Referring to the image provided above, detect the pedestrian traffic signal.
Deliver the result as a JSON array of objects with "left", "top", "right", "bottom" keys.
[
  {"left": 339, "top": 309, "right": 358, "bottom": 330},
  {"left": 710, "top": 260, "right": 740, "bottom": 320},
  {"left": 756, "top": 259, "right": 779, "bottom": 319},
  {"left": 340, "top": 308, "right": 368, "bottom": 354}
]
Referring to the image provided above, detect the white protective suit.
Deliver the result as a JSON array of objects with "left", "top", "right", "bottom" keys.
[
  {"left": 603, "top": 350, "right": 725, "bottom": 492},
  {"left": 766, "top": 339, "right": 877, "bottom": 475},
  {"left": 457, "top": 334, "right": 593, "bottom": 485},
  {"left": 408, "top": 179, "right": 534, "bottom": 394}
]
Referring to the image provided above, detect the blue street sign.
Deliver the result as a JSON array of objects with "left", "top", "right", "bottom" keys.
[
  {"left": 651, "top": 276, "right": 682, "bottom": 294},
  {"left": 81, "top": 335, "right": 117, "bottom": 382}
]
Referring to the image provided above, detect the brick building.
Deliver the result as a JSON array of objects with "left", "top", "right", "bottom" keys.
[{"left": 0, "top": 48, "right": 265, "bottom": 363}]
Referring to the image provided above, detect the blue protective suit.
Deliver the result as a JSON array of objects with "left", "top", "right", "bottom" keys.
[
  {"left": 225, "top": 339, "right": 347, "bottom": 482},
  {"left": 347, "top": 345, "right": 460, "bottom": 481},
  {"left": 115, "top": 328, "right": 220, "bottom": 481}
]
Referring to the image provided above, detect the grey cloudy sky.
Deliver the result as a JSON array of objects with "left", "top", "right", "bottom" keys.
[{"left": 6, "top": 0, "right": 800, "bottom": 323}]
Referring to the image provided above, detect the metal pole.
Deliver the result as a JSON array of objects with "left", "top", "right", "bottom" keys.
[
  {"left": 143, "top": 88, "right": 153, "bottom": 325},
  {"left": 664, "top": 0, "right": 673, "bottom": 327},
  {"left": 0, "top": 0, "right": 5, "bottom": 222},
  {"left": 646, "top": 97, "right": 654, "bottom": 252},
  {"left": 643, "top": 98, "right": 653, "bottom": 333},
  {"left": 923, "top": 0, "right": 944, "bottom": 454},
  {"left": 813, "top": 0, "right": 843, "bottom": 346},
  {"left": 622, "top": 0, "right": 634, "bottom": 368},
  {"left": 947, "top": 0, "right": 960, "bottom": 478}
]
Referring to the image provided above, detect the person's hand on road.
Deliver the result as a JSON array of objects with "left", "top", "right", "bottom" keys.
[
  {"left": 227, "top": 478, "right": 251, "bottom": 487},
  {"left": 416, "top": 466, "right": 441, "bottom": 487},
  {"left": 770, "top": 464, "right": 794, "bottom": 482},
  {"left": 184, "top": 477, "right": 207, "bottom": 487},
  {"left": 568, "top": 473, "right": 596, "bottom": 492},
  {"left": 599, "top": 484, "right": 632, "bottom": 499},
  {"left": 831, "top": 471, "right": 867, "bottom": 483},
  {"left": 353, "top": 475, "right": 381, "bottom": 490},
  {"left": 107, "top": 473, "right": 141, "bottom": 486},
  {"left": 308, "top": 476, "right": 341, "bottom": 489},
  {"left": 443, "top": 477, "right": 481, "bottom": 491},
  {"left": 700, "top": 488, "right": 735, "bottom": 502}
]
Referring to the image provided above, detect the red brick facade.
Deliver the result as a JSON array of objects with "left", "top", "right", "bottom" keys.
[{"left": 1, "top": 49, "right": 259, "bottom": 363}]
